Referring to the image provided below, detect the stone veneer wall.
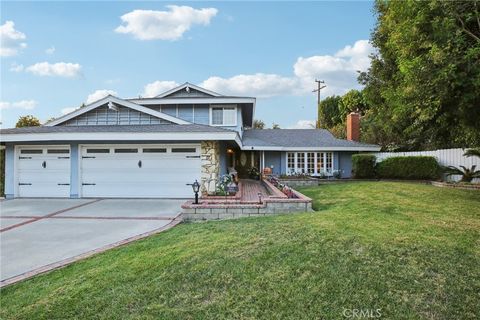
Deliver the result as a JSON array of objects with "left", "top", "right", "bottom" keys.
[{"left": 200, "top": 141, "right": 220, "bottom": 195}]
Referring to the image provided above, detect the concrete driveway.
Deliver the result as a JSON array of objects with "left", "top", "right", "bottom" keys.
[{"left": 0, "top": 198, "right": 184, "bottom": 284}]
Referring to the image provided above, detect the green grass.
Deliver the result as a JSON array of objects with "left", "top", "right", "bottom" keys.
[{"left": 1, "top": 182, "right": 479, "bottom": 319}]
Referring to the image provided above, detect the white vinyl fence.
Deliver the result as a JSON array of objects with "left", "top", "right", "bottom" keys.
[{"left": 374, "top": 148, "right": 480, "bottom": 182}]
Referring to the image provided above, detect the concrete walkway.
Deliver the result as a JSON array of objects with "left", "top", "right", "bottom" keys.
[{"left": 0, "top": 199, "right": 185, "bottom": 286}]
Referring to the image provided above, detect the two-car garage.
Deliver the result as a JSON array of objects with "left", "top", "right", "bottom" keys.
[{"left": 14, "top": 144, "right": 201, "bottom": 198}]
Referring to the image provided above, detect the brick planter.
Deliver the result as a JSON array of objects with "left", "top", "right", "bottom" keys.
[
  {"left": 430, "top": 181, "right": 480, "bottom": 190},
  {"left": 181, "top": 180, "right": 312, "bottom": 221}
]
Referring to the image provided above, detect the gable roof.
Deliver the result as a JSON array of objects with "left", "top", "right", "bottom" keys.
[
  {"left": 242, "top": 129, "right": 381, "bottom": 151},
  {"left": 155, "top": 82, "right": 222, "bottom": 98},
  {"left": 46, "top": 95, "right": 190, "bottom": 126}
]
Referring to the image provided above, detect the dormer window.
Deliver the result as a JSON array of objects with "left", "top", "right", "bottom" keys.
[{"left": 210, "top": 105, "right": 237, "bottom": 126}]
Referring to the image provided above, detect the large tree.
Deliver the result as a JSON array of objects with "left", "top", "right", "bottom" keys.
[
  {"left": 359, "top": 0, "right": 480, "bottom": 150},
  {"left": 16, "top": 115, "right": 41, "bottom": 128}
]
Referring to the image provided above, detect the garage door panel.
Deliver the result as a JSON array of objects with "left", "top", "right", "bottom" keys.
[
  {"left": 19, "top": 184, "right": 70, "bottom": 197},
  {"left": 81, "top": 144, "right": 201, "bottom": 198},
  {"left": 18, "top": 171, "right": 70, "bottom": 183},
  {"left": 17, "top": 147, "right": 71, "bottom": 198}
]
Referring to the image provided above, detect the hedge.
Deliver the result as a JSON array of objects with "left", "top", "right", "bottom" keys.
[
  {"left": 376, "top": 156, "right": 441, "bottom": 180},
  {"left": 352, "top": 154, "right": 377, "bottom": 178}
]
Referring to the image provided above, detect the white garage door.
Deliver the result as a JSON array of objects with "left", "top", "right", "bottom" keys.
[
  {"left": 17, "top": 146, "right": 71, "bottom": 197},
  {"left": 80, "top": 144, "right": 201, "bottom": 198}
]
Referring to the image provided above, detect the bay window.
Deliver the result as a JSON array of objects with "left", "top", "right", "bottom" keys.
[{"left": 286, "top": 152, "right": 334, "bottom": 176}]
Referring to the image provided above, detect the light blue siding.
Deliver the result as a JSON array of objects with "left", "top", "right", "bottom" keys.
[
  {"left": 70, "top": 143, "right": 79, "bottom": 198},
  {"left": 162, "top": 105, "right": 176, "bottom": 117},
  {"left": 4, "top": 144, "right": 15, "bottom": 199},
  {"left": 194, "top": 105, "right": 209, "bottom": 125},
  {"left": 264, "top": 151, "right": 283, "bottom": 175},
  {"left": 219, "top": 142, "right": 228, "bottom": 176},
  {"left": 178, "top": 104, "right": 194, "bottom": 122},
  {"left": 339, "top": 152, "right": 354, "bottom": 178}
]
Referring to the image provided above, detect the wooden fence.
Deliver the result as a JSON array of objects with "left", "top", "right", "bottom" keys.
[{"left": 374, "top": 148, "right": 480, "bottom": 182}]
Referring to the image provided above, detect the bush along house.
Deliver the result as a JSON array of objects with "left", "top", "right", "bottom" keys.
[{"left": 0, "top": 83, "right": 380, "bottom": 199}]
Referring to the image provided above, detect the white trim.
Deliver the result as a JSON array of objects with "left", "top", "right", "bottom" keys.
[
  {"left": 242, "top": 146, "right": 381, "bottom": 152},
  {"left": 46, "top": 96, "right": 190, "bottom": 126},
  {"left": 1, "top": 131, "right": 242, "bottom": 146},
  {"left": 155, "top": 82, "right": 222, "bottom": 98},
  {"left": 209, "top": 105, "right": 238, "bottom": 127},
  {"left": 128, "top": 97, "right": 256, "bottom": 105}
]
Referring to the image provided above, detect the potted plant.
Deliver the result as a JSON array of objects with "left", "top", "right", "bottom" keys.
[{"left": 248, "top": 167, "right": 260, "bottom": 180}]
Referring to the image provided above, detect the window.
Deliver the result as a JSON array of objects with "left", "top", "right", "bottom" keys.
[
  {"left": 287, "top": 152, "right": 295, "bottom": 173},
  {"left": 86, "top": 148, "right": 110, "bottom": 154},
  {"left": 20, "top": 149, "right": 43, "bottom": 154},
  {"left": 326, "top": 152, "right": 332, "bottom": 174},
  {"left": 171, "top": 148, "right": 196, "bottom": 153},
  {"left": 307, "top": 152, "right": 315, "bottom": 174},
  {"left": 47, "top": 149, "right": 70, "bottom": 154},
  {"left": 211, "top": 106, "right": 236, "bottom": 126},
  {"left": 296, "top": 152, "right": 305, "bottom": 173},
  {"left": 316, "top": 152, "right": 324, "bottom": 174},
  {"left": 143, "top": 148, "right": 167, "bottom": 153},
  {"left": 114, "top": 148, "right": 138, "bottom": 153}
]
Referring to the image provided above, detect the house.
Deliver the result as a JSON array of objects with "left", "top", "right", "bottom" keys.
[{"left": 0, "top": 83, "right": 380, "bottom": 199}]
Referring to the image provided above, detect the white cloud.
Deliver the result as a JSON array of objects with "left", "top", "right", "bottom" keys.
[
  {"left": 142, "top": 80, "right": 179, "bottom": 97},
  {"left": 197, "top": 40, "right": 374, "bottom": 98},
  {"left": 288, "top": 120, "right": 316, "bottom": 129},
  {"left": 293, "top": 39, "right": 374, "bottom": 96},
  {"left": 0, "top": 99, "right": 37, "bottom": 110},
  {"left": 60, "top": 107, "right": 78, "bottom": 115},
  {"left": 45, "top": 46, "right": 55, "bottom": 54},
  {"left": 0, "top": 21, "right": 27, "bottom": 57},
  {"left": 200, "top": 74, "right": 299, "bottom": 98},
  {"left": 115, "top": 6, "right": 218, "bottom": 40},
  {"left": 10, "top": 62, "right": 24, "bottom": 72},
  {"left": 85, "top": 89, "right": 118, "bottom": 104},
  {"left": 25, "top": 62, "right": 82, "bottom": 77}
]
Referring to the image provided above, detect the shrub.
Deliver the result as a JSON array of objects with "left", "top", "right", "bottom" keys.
[
  {"left": 376, "top": 156, "right": 440, "bottom": 180},
  {"left": 352, "top": 154, "right": 377, "bottom": 178}
]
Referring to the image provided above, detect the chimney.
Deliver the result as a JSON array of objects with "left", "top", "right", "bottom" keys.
[{"left": 346, "top": 112, "right": 360, "bottom": 141}]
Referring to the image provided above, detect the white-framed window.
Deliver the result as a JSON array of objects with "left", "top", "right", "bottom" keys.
[
  {"left": 286, "top": 152, "right": 334, "bottom": 176},
  {"left": 307, "top": 152, "right": 315, "bottom": 174},
  {"left": 287, "top": 152, "right": 295, "bottom": 173},
  {"left": 296, "top": 152, "right": 305, "bottom": 173},
  {"left": 210, "top": 105, "right": 237, "bottom": 126}
]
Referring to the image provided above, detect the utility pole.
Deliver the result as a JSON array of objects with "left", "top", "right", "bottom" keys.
[{"left": 312, "top": 79, "right": 326, "bottom": 129}]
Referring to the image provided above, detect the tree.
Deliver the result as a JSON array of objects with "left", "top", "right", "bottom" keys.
[
  {"left": 16, "top": 115, "right": 41, "bottom": 128},
  {"left": 253, "top": 119, "right": 265, "bottom": 129},
  {"left": 340, "top": 89, "right": 368, "bottom": 117},
  {"left": 318, "top": 95, "right": 342, "bottom": 129},
  {"left": 359, "top": 0, "right": 480, "bottom": 150},
  {"left": 272, "top": 123, "right": 280, "bottom": 129}
]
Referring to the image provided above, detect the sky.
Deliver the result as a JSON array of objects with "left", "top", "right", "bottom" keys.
[{"left": 0, "top": 1, "right": 376, "bottom": 129}]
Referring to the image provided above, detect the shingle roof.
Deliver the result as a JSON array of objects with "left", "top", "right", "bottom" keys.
[
  {"left": 0, "top": 124, "right": 232, "bottom": 134},
  {"left": 242, "top": 129, "right": 380, "bottom": 149}
]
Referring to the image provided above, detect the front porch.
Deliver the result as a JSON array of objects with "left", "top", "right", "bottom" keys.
[{"left": 181, "top": 179, "right": 312, "bottom": 221}]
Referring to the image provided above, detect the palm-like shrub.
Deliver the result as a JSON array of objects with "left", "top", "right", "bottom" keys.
[
  {"left": 464, "top": 148, "right": 480, "bottom": 158},
  {"left": 444, "top": 165, "right": 480, "bottom": 183}
]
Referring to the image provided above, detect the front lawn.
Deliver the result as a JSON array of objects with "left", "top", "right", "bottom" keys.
[{"left": 1, "top": 182, "right": 479, "bottom": 319}]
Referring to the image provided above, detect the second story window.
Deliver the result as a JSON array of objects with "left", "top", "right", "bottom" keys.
[{"left": 211, "top": 106, "right": 237, "bottom": 126}]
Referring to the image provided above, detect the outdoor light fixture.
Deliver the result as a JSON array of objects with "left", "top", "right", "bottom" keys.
[
  {"left": 258, "top": 192, "right": 262, "bottom": 204},
  {"left": 187, "top": 180, "right": 201, "bottom": 204}
]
